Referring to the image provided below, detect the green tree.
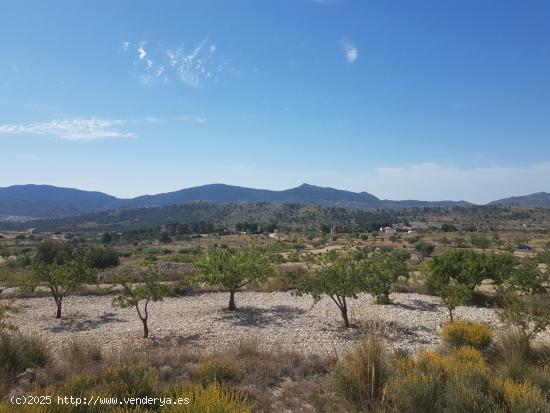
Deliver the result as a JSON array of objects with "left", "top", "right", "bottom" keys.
[
  {"left": 196, "top": 247, "right": 273, "bottom": 311},
  {"left": 362, "top": 249, "right": 409, "bottom": 304},
  {"left": 426, "top": 249, "right": 514, "bottom": 292},
  {"left": 498, "top": 260, "right": 550, "bottom": 339},
  {"left": 30, "top": 257, "right": 95, "bottom": 318},
  {"left": 440, "top": 283, "right": 471, "bottom": 322},
  {"left": 159, "top": 231, "right": 172, "bottom": 243},
  {"left": 414, "top": 241, "right": 435, "bottom": 263},
  {"left": 296, "top": 250, "right": 364, "bottom": 327},
  {"left": 470, "top": 236, "right": 491, "bottom": 252},
  {"left": 85, "top": 246, "right": 120, "bottom": 269},
  {"left": 101, "top": 232, "right": 113, "bottom": 244},
  {"left": 507, "top": 259, "right": 549, "bottom": 295},
  {"left": 113, "top": 260, "right": 172, "bottom": 338}
]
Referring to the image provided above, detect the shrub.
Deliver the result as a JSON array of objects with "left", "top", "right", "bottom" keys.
[
  {"left": 491, "top": 378, "right": 550, "bottom": 413},
  {"left": 493, "top": 329, "right": 534, "bottom": 381},
  {"left": 67, "top": 340, "right": 103, "bottom": 365},
  {"left": 190, "top": 355, "right": 242, "bottom": 386},
  {"left": 384, "top": 370, "right": 443, "bottom": 412},
  {"left": 85, "top": 246, "right": 120, "bottom": 269},
  {"left": 166, "top": 383, "right": 251, "bottom": 413},
  {"left": 443, "top": 372, "right": 497, "bottom": 413},
  {"left": 442, "top": 321, "right": 493, "bottom": 351},
  {"left": 332, "top": 337, "right": 390, "bottom": 410},
  {"left": 0, "top": 333, "right": 49, "bottom": 375},
  {"left": 265, "top": 265, "right": 308, "bottom": 291},
  {"left": 101, "top": 364, "right": 159, "bottom": 399},
  {"left": 386, "top": 348, "right": 492, "bottom": 412}
]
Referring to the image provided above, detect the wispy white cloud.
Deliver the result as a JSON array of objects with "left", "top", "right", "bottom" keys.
[
  {"left": 137, "top": 42, "right": 147, "bottom": 60},
  {"left": 121, "top": 41, "right": 129, "bottom": 51},
  {"left": 342, "top": 41, "right": 358, "bottom": 63},
  {"left": 121, "top": 39, "right": 226, "bottom": 87},
  {"left": 142, "top": 117, "right": 162, "bottom": 123},
  {"left": 0, "top": 118, "right": 133, "bottom": 141},
  {"left": 177, "top": 115, "right": 208, "bottom": 124}
]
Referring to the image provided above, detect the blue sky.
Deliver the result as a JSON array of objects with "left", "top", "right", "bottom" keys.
[{"left": 1, "top": 0, "right": 549, "bottom": 203}]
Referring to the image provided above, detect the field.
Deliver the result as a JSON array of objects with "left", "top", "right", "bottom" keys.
[{"left": 1, "top": 204, "right": 550, "bottom": 411}]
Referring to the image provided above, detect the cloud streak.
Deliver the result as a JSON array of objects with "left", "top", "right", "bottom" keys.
[
  {"left": 177, "top": 115, "right": 208, "bottom": 124},
  {"left": 122, "top": 39, "right": 226, "bottom": 87},
  {"left": 342, "top": 41, "right": 358, "bottom": 63},
  {"left": 137, "top": 42, "right": 147, "bottom": 60},
  {"left": 0, "top": 118, "right": 134, "bottom": 141}
]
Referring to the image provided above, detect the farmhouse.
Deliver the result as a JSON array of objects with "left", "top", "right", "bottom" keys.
[{"left": 331, "top": 225, "right": 351, "bottom": 235}]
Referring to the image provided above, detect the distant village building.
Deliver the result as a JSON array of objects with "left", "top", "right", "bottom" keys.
[
  {"left": 380, "top": 226, "right": 397, "bottom": 235},
  {"left": 395, "top": 224, "right": 413, "bottom": 233},
  {"left": 331, "top": 225, "right": 351, "bottom": 235}
]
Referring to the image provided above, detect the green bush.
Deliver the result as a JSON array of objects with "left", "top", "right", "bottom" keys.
[
  {"left": 0, "top": 333, "right": 49, "bottom": 375},
  {"left": 442, "top": 321, "right": 493, "bottom": 351},
  {"left": 85, "top": 246, "right": 120, "bottom": 269}
]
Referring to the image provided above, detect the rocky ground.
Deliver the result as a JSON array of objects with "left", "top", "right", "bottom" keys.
[{"left": 4, "top": 292, "right": 538, "bottom": 358}]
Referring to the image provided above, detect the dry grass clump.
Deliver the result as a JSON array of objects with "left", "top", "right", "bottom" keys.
[
  {"left": 491, "top": 378, "right": 549, "bottom": 413},
  {"left": 190, "top": 354, "right": 242, "bottom": 386},
  {"left": 442, "top": 321, "right": 493, "bottom": 351},
  {"left": 2, "top": 324, "right": 550, "bottom": 413},
  {"left": 165, "top": 383, "right": 251, "bottom": 413},
  {"left": 332, "top": 336, "right": 390, "bottom": 410},
  {"left": 0, "top": 332, "right": 49, "bottom": 376},
  {"left": 257, "top": 264, "right": 309, "bottom": 292},
  {"left": 385, "top": 347, "right": 494, "bottom": 412},
  {"left": 66, "top": 340, "right": 103, "bottom": 365}
]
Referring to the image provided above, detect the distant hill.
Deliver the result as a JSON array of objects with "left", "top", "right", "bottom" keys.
[
  {"left": 130, "top": 183, "right": 381, "bottom": 208},
  {"left": 0, "top": 185, "right": 121, "bottom": 219},
  {"left": 0, "top": 182, "right": 480, "bottom": 221},
  {"left": 490, "top": 192, "right": 550, "bottom": 206}
]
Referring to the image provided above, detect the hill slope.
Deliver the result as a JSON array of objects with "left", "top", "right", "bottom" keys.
[
  {"left": 0, "top": 185, "right": 122, "bottom": 219},
  {"left": 490, "top": 192, "right": 550, "bottom": 206},
  {"left": 0, "top": 182, "right": 474, "bottom": 221}
]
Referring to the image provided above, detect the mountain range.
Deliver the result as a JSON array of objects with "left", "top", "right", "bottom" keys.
[{"left": 0, "top": 183, "right": 547, "bottom": 221}]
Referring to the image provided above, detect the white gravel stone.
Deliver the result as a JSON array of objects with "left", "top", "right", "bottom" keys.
[{"left": 4, "top": 292, "right": 548, "bottom": 358}]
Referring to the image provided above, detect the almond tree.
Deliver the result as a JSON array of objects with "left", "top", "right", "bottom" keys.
[
  {"left": 196, "top": 247, "right": 273, "bottom": 311},
  {"left": 296, "top": 250, "right": 364, "bottom": 328},
  {"left": 29, "top": 256, "right": 95, "bottom": 319},
  {"left": 18, "top": 241, "right": 95, "bottom": 319},
  {"left": 113, "top": 260, "right": 171, "bottom": 338},
  {"left": 361, "top": 248, "right": 409, "bottom": 304}
]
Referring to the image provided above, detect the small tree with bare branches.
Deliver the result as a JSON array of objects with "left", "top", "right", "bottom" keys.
[{"left": 113, "top": 260, "right": 171, "bottom": 338}]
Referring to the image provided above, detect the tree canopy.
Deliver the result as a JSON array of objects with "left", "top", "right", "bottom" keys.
[{"left": 195, "top": 247, "right": 273, "bottom": 310}]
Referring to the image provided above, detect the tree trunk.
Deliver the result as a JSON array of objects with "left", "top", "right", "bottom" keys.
[
  {"left": 341, "top": 307, "right": 350, "bottom": 328},
  {"left": 55, "top": 297, "right": 62, "bottom": 319},
  {"left": 141, "top": 317, "right": 149, "bottom": 338},
  {"left": 228, "top": 290, "right": 236, "bottom": 311},
  {"left": 449, "top": 308, "right": 454, "bottom": 322}
]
